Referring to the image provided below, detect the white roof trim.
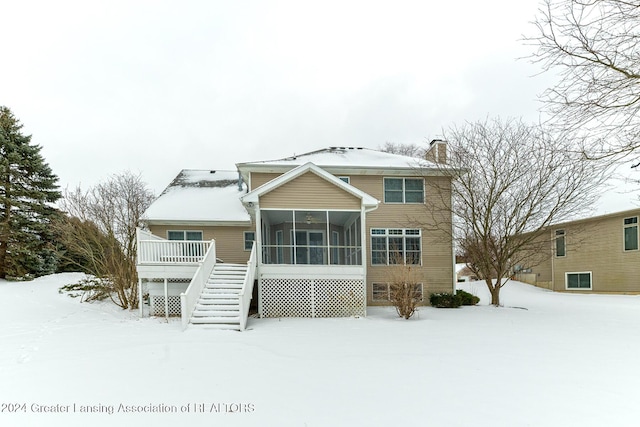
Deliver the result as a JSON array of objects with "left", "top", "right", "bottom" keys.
[{"left": 241, "top": 162, "right": 379, "bottom": 208}]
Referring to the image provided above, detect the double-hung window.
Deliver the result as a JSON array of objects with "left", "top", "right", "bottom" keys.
[
  {"left": 624, "top": 217, "right": 638, "bottom": 251},
  {"left": 371, "top": 228, "right": 421, "bottom": 265},
  {"left": 383, "top": 178, "right": 424, "bottom": 203}
]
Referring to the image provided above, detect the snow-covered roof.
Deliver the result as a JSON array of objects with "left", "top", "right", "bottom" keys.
[
  {"left": 237, "top": 146, "right": 441, "bottom": 173},
  {"left": 142, "top": 170, "right": 251, "bottom": 225}
]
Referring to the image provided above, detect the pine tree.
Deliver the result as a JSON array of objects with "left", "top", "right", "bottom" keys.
[{"left": 0, "top": 106, "right": 61, "bottom": 279}]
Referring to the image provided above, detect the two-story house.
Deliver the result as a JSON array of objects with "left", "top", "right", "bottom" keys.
[{"left": 136, "top": 144, "right": 455, "bottom": 329}]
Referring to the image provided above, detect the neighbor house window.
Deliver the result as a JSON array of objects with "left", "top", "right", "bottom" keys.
[
  {"left": 167, "top": 230, "right": 203, "bottom": 241},
  {"left": 372, "top": 283, "right": 423, "bottom": 301},
  {"left": 244, "top": 231, "right": 255, "bottom": 251},
  {"left": 338, "top": 176, "right": 350, "bottom": 184},
  {"left": 371, "top": 228, "right": 421, "bottom": 265},
  {"left": 566, "top": 272, "right": 592, "bottom": 290},
  {"left": 383, "top": 178, "right": 424, "bottom": 203},
  {"left": 624, "top": 217, "right": 638, "bottom": 251},
  {"left": 555, "top": 230, "right": 565, "bottom": 257}
]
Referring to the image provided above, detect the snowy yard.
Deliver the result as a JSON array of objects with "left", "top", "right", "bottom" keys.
[{"left": 1, "top": 274, "right": 640, "bottom": 427}]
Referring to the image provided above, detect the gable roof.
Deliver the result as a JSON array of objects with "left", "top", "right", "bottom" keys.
[
  {"left": 242, "top": 162, "right": 379, "bottom": 209},
  {"left": 236, "top": 146, "right": 445, "bottom": 178},
  {"left": 142, "top": 170, "right": 251, "bottom": 226}
]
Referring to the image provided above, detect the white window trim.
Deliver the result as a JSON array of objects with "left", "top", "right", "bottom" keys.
[
  {"left": 555, "top": 229, "right": 566, "bottom": 258},
  {"left": 383, "top": 177, "right": 425, "bottom": 204},
  {"left": 166, "top": 230, "right": 203, "bottom": 241},
  {"left": 243, "top": 231, "right": 255, "bottom": 251},
  {"left": 623, "top": 216, "right": 639, "bottom": 252},
  {"left": 370, "top": 228, "right": 422, "bottom": 266},
  {"left": 565, "top": 271, "right": 592, "bottom": 290}
]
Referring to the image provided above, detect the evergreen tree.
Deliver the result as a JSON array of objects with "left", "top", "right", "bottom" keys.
[{"left": 0, "top": 106, "right": 61, "bottom": 279}]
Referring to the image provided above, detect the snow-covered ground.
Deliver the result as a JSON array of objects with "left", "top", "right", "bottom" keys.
[{"left": 1, "top": 273, "right": 639, "bottom": 427}]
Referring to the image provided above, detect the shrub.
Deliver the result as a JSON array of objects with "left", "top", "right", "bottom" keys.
[
  {"left": 456, "top": 289, "right": 480, "bottom": 306},
  {"left": 59, "top": 277, "right": 111, "bottom": 303},
  {"left": 429, "top": 292, "right": 462, "bottom": 308}
]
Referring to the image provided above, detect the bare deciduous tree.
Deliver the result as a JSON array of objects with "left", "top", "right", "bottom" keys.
[
  {"left": 56, "top": 171, "right": 155, "bottom": 309},
  {"left": 424, "top": 117, "right": 607, "bottom": 306},
  {"left": 379, "top": 142, "right": 427, "bottom": 159},
  {"left": 526, "top": 0, "right": 640, "bottom": 159}
]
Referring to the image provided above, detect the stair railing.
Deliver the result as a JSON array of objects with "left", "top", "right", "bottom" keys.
[
  {"left": 180, "top": 240, "right": 217, "bottom": 330},
  {"left": 238, "top": 242, "right": 257, "bottom": 331}
]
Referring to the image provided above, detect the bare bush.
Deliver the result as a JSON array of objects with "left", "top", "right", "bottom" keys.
[
  {"left": 386, "top": 258, "right": 423, "bottom": 319},
  {"left": 56, "top": 172, "right": 154, "bottom": 309}
]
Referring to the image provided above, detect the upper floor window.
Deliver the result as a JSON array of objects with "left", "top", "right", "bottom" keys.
[
  {"left": 167, "top": 230, "right": 203, "bottom": 241},
  {"left": 624, "top": 217, "right": 638, "bottom": 251},
  {"left": 384, "top": 178, "right": 424, "bottom": 203},
  {"left": 338, "top": 176, "right": 350, "bottom": 184},
  {"left": 555, "top": 230, "right": 565, "bottom": 257},
  {"left": 371, "top": 228, "right": 421, "bottom": 265}
]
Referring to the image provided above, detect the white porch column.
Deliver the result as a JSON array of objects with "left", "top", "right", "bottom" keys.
[
  {"left": 138, "top": 278, "right": 143, "bottom": 317},
  {"left": 164, "top": 278, "right": 169, "bottom": 320},
  {"left": 361, "top": 205, "right": 368, "bottom": 317},
  {"left": 255, "top": 204, "right": 263, "bottom": 318}
]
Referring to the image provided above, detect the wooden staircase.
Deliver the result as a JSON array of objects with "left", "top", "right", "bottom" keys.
[{"left": 190, "top": 263, "right": 248, "bottom": 329}]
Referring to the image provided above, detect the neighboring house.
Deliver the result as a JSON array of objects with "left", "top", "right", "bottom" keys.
[
  {"left": 136, "top": 144, "right": 456, "bottom": 329},
  {"left": 515, "top": 208, "right": 640, "bottom": 293},
  {"left": 455, "top": 264, "right": 477, "bottom": 282}
]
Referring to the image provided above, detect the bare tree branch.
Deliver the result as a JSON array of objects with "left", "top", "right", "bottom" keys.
[
  {"left": 525, "top": 0, "right": 640, "bottom": 159},
  {"left": 422, "top": 117, "right": 608, "bottom": 305}
]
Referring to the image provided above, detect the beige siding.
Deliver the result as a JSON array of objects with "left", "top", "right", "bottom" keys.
[
  {"left": 350, "top": 175, "right": 454, "bottom": 305},
  {"left": 260, "top": 171, "right": 361, "bottom": 210},
  {"left": 250, "top": 173, "right": 281, "bottom": 190},
  {"left": 550, "top": 212, "right": 640, "bottom": 293},
  {"left": 148, "top": 224, "right": 253, "bottom": 264}
]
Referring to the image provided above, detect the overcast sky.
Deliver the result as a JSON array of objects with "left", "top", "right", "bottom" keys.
[{"left": 3, "top": 0, "right": 559, "bottom": 194}]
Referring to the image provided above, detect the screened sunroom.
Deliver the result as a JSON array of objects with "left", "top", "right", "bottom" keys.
[{"left": 259, "top": 209, "right": 362, "bottom": 266}]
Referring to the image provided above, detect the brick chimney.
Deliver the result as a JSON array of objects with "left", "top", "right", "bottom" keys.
[{"left": 425, "top": 139, "right": 447, "bottom": 164}]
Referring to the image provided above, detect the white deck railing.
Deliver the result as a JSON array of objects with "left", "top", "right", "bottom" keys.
[
  {"left": 239, "top": 243, "right": 257, "bottom": 331},
  {"left": 138, "top": 238, "right": 212, "bottom": 264},
  {"left": 180, "top": 240, "right": 217, "bottom": 330}
]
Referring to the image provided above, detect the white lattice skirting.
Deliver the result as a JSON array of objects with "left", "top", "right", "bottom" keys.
[
  {"left": 150, "top": 295, "right": 182, "bottom": 316},
  {"left": 260, "top": 278, "right": 365, "bottom": 318}
]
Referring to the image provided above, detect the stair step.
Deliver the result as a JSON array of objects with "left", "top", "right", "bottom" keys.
[
  {"left": 190, "top": 316, "right": 240, "bottom": 324},
  {"left": 201, "top": 289, "right": 240, "bottom": 296},
  {"left": 213, "top": 265, "right": 247, "bottom": 271},
  {"left": 194, "top": 303, "right": 239, "bottom": 310},
  {"left": 193, "top": 309, "right": 240, "bottom": 317},
  {"left": 207, "top": 280, "right": 244, "bottom": 286},
  {"left": 188, "top": 322, "right": 240, "bottom": 330},
  {"left": 196, "top": 298, "right": 240, "bottom": 306},
  {"left": 206, "top": 283, "right": 243, "bottom": 289}
]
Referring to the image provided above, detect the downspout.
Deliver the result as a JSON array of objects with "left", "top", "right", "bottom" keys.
[
  {"left": 254, "top": 204, "right": 263, "bottom": 317},
  {"left": 362, "top": 204, "right": 379, "bottom": 317},
  {"left": 550, "top": 229, "right": 555, "bottom": 291}
]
